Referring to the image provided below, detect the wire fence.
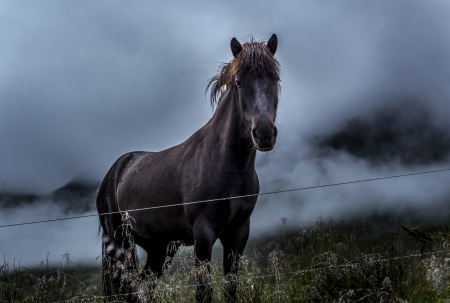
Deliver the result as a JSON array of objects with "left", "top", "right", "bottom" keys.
[
  {"left": 51, "top": 248, "right": 450, "bottom": 303},
  {"left": 1, "top": 167, "right": 449, "bottom": 229},
  {"left": 2, "top": 166, "right": 450, "bottom": 302}
]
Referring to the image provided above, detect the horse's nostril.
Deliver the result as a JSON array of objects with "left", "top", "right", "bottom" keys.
[
  {"left": 252, "top": 128, "right": 258, "bottom": 140},
  {"left": 273, "top": 127, "right": 278, "bottom": 138}
]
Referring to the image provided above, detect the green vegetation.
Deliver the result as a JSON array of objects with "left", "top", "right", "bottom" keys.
[{"left": 2, "top": 218, "right": 450, "bottom": 302}]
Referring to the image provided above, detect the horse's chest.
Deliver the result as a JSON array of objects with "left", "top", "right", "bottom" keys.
[{"left": 183, "top": 170, "right": 258, "bottom": 227}]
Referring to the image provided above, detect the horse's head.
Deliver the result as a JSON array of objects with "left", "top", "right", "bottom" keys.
[
  {"left": 231, "top": 34, "right": 279, "bottom": 151},
  {"left": 207, "top": 34, "right": 281, "bottom": 152}
]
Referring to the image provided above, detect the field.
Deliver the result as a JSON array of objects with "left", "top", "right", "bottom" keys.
[{"left": 2, "top": 218, "right": 450, "bottom": 303}]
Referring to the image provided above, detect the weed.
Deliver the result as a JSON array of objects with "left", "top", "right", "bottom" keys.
[{"left": 1, "top": 219, "right": 450, "bottom": 302}]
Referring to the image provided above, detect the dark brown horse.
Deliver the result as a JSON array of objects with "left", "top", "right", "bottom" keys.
[{"left": 97, "top": 34, "right": 281, "bottom": 302}]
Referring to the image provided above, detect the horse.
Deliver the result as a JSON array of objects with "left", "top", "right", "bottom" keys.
[{"left": 96, "top": 34, "right": 281, "bottom": 302}]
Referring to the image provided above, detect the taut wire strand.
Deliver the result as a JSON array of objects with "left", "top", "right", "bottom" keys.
[
  {"left": 1, "top": 167, "right": 449, "bottom": 228},
  {"left": 51, "top": 248, "right": 450, "bottom": 303}
]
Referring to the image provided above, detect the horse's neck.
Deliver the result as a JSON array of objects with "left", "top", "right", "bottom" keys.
[
  {"left": 209, "top": 92, "right": 256, "bottom": 169},
  {"left": 206, "top": 91, "right": 256, "bottom": 168}
]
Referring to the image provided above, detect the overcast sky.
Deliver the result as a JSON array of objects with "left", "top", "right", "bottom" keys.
[{"left": 1, "top": 0, "right": 450, "bottom": 265}]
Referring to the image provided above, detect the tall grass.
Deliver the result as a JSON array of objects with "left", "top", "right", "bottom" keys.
[{"left": 2, "top": 218, "right": 450, "bottom": 302}]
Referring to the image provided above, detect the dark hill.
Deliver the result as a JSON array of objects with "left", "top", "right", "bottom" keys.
[{"left": 0, "top": 179, "right": 100, "bottom": 213}]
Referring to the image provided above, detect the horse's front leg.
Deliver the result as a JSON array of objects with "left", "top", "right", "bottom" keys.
[
  {"left": 220, "top": 220, "right": 250, "bottom": 303},
  {"left": 193, "top": 221, "right": 217, "bottom": 303}
]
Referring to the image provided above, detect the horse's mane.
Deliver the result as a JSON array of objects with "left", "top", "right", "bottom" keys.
[{"left": 206, "top": 36, "right": 281, "bottom": 108}]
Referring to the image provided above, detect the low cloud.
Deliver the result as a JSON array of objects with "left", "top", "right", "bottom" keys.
[{"left": 315, "top": 99, "right": 450, "bottom": 166}]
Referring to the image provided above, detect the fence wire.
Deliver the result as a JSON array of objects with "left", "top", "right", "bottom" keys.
[
  {"left": 51, "top": 248, "right": 450, "bottom": 303},
  {"left": 1, "top": 167, "right": 450, "bottom": 229},
  {"left": 3, "top": 167, "right": 448, "bottom": 302}
]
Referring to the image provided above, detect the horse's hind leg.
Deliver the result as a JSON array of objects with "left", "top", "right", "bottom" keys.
[
  {"left": 136, "top": 241, "right": 181, "bottom": 301},
  {"left": 141, "top": 241, "right": 181, "bottom": 277}
]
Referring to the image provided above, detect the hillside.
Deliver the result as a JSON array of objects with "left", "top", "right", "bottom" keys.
[
  {"left": 0, "top": 179, "right": 99, "bottom": 213},
  {"left": 2, "top": 217, "right": 450, "bottom": 302}
]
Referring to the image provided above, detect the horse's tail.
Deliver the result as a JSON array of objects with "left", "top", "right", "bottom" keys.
[
  {"left": 97, "top": 220, "right": 103, "bottom": 242},
  {"left": 97, "top": 153, "right": 137, "bottom": 236},
  {"left": 98, "top": 222, "right": 104, "bottom": 260},
  {"left": 96, "top": 153, "right": 141, "bottom": 301}
]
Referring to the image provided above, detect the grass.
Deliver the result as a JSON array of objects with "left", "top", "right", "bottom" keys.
[{"left": 1, "top": 218, "right": 450, "bottom": 302}]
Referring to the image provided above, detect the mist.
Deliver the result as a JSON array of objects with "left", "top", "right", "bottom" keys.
[{"left": 1, "top": 0, "right": 450, "bottom": 265}]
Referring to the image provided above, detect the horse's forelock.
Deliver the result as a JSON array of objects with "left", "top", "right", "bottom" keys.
[{"left": 207, "top": 37, "right": 281, "bottom": 109}]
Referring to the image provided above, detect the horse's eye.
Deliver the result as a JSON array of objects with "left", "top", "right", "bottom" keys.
[{"left": 235, "top": 80, "right": 242, "bottom": 88}]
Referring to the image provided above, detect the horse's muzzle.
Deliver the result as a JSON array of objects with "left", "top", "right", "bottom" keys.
[{"left": 252, "top": 124, "right": 277, "bottom": 151}]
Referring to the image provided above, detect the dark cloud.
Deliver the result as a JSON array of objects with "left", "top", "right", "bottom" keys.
[{"left": 315, "top": 100, "right": 450, "bottom": 166}]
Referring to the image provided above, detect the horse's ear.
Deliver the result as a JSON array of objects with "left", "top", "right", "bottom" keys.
[
  {"left": 230, "top": 37, "right": 243, "bottom": 58},
  {"left": 267, "top": 34, "right": 278, "bottom": 55}
]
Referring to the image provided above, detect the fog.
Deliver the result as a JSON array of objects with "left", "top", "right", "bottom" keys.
[{"left": 1, "top": 0, "right": 450, "bottom": 265}]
